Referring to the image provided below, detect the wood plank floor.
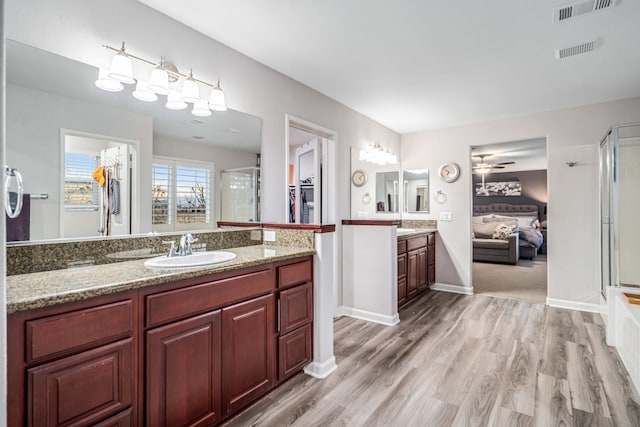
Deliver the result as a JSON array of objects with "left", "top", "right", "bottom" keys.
[{"left": 222, "top": 291, "right": 640, "bottom": 427}]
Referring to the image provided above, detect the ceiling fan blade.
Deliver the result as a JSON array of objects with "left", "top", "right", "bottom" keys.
[
  {"left": 492, "top": 166, "right": 505, "bottom": 169},
  {"left": 495, "top": 161, "right": 515, "bottom": 165}
]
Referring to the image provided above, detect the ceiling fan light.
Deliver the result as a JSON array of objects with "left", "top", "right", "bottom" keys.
[
  {"left": 181, "top": 72, "right": 200, "bottom": 103},
  {"left": 208, "top": 80, "right": 227, "bottom": 111},
  {"left": 132, "top": 80, "right": 158, "bottom": 102},
  {"left": 166, "top": 91, "right": 187, "bottom": 110},
  {"left": 95, "top": 68, "right": 124, "bottom": 92},
  {"left": 147, "top": 66, "right": 170, "bottom": 95},
  {"left": 107, "top": 50, "right": 135, "bottom": 84},
  {"left": 192, "top": 100, "right": 212, "bottom": 117},
  {"left": 476, "top": 167, "right": 491, "bottom": 174}
]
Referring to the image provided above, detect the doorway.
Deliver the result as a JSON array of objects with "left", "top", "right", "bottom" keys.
[
  {"left": 470, "top": 138, "right": 548, "bottom": 303},
  {"left": 61, "top": 130, "right": 138, "bottom": 238}
]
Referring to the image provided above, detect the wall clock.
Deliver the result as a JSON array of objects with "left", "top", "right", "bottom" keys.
[
  {"left": 438, "top": 163, "right": 460, "bottom": 183},
  {"left": 351, "top": 170, "right": 368, "bottom": 187}
]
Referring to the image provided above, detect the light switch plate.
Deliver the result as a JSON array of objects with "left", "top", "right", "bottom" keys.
[
  {"left": 263, "top": 230, "right": 276, "bottom": 242},
  {"left": 439, "top": 211, "right": 453, "bottom": 221}
]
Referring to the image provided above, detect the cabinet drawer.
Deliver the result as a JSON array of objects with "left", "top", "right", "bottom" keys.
[
  {"left": 428, "top": 233, "right": 435, "bottom": 246},
  {"left": 146, "top": 268, "right": 274, "bottom": 327},
  {"left": 407, "top": 235, "right": 427, "bottom": 251},
  {"left": 278, "top": 259, "right": 312, "bottom": 289},
  {"left": 397, "top": 239, "right": 407, "bottom": 254},
  {"left": 278, "top": 323, "right": 312, "bottom": 381},
  {"left": 279, "top": 283, "right": 313, "bottom": 335},
  {"left": 92, "top": 408, "right": 133, "bottom": 427},
  {"left": 28, "top": 338, "right": 133, "bottom": 427},
  {"left": 26, "top": 300, "right": 133, "bottom": 363},
  {"left": 397, "top": 253, "right": 407, "bottom": 277}
]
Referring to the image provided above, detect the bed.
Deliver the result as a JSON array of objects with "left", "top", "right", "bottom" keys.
[{"left": 473, "top": 203, "right": 544, "bottom": 259}]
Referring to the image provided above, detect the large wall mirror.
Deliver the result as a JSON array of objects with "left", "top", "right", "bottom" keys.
[{"left": 6, "top": 40, "right": 262, "bottom": 243}]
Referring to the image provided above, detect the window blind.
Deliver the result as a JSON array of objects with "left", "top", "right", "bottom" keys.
[{"left": 64, "top": 152, "right": 99, "bottom": 210}]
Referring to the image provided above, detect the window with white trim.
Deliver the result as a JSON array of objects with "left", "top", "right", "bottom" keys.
[
  {"left": 64, "top": 152, "right": 100, "bottom": 210},
  {"left": 152, "top": 157, "right": 213, "bottom": 231}
]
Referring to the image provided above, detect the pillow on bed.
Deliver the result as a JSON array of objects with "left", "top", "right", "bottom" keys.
[
  {"left": 492, "top": 223, "right": 518, "bottom": 240},
  {"left": 472, "top": 214, "right": 492, "bottom": 224},
  {"left": 473, "top": 221, "right": 517, "bottom": 239}
]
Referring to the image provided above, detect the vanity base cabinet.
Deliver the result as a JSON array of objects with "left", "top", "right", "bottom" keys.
[
  {"left": 398, "top": 233, "right": 435, "bottom": 309},
  {"left": 222, "top": 294, "right": 276, "bottom": 416},
  {"left": 8, "top": 292, "right": 138, "bottom": 427},
  {"left": 146, "top": 311, "right": 222, "bottom": 427},
  {"left": 9, "top": 256, "right": 313, "bottom": 427}
]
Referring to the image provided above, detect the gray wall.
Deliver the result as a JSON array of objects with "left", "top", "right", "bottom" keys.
[{"left": 472, "top": 169, "right": 547, "bottom": 220}]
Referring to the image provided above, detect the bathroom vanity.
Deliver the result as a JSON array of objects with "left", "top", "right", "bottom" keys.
[
  {"left": 7, "top": 246, "right": 314, "bottom": 426},
  {"left": 397, "top": 231, "right": 436, "bottom": 307}
]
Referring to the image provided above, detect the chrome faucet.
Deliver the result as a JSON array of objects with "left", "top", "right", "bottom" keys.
[{"left": 178, "top": 233, "right": 198, "bottom": 256}]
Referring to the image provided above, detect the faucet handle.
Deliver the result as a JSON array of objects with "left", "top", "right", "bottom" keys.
[{"left": 162, "top": 240, "right": 177, "bottom": 257}]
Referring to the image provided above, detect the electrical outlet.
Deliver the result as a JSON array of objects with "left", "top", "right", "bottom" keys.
[
  {"left": 439, "top": 211, "right": 453, "bottom": 221},
  {"left": 250, "top": 230, "right": 262, "bottom": 241},
  {"left": 358, "top": 211, "right": 368, "bottom": 218},
  {"left": 263, "top": 230, "right": 276, "bottom": 242}
]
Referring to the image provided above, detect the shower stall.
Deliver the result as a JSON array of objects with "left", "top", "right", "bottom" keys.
[
  {"left": 600, "top": 123, "right": 640, "bottom": 295},
  {"left": 220, "top": 167, "right": 260, "bottom": 223}
]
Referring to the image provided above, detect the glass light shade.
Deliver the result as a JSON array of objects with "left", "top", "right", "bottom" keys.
[
  {"left": 166, "top": 91, "right": 187, "bottom": 110},
  {"left": 147, "top": 67, "right": 169, "bottom": 95},
  {"left": 208, "top": 86, "right": 227, "bottom": 111},
  {"left": 95, "top": 68, "right": 124, "bottom": 92},
  {"left": 476, "top": 167, "right": 491, "bottom": 174},
  {"left": 132, "top": 81, "right": 158, "bottom": 102},
  {"left": 192, "top": 100, "right": 212, "bottom": 117},
  {"left": 107, "top": 52, "right": 135, "bottom": 84},
  {"left": 181, "top": 77, "right": 200, "bottom": 103}
]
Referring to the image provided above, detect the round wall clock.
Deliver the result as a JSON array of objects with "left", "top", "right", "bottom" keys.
[
  {"left": 438, "top": 163, "right": 460, "bottom": 183},
  {"left": 351, "top": 170, "right": 368, "bottom": 187}
]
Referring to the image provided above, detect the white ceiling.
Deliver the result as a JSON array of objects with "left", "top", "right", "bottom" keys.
[
  {"left": 137, "top": 0, "right": 640, "bottom": 134},
  {"left": 471, "top": 138, "right": 548, "bottom": 172}
]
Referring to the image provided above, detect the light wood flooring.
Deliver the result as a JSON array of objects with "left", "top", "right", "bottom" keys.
[{"left": 222, "top": 291, "right": 640, "bottom": 426}]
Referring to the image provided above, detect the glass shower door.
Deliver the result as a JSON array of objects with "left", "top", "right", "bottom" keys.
[
  {"left": 600, "top": 132, "right": 613, "bottom": 297},
  {"left": 617, "top": 124, "right": 640, "bottom": 288}
]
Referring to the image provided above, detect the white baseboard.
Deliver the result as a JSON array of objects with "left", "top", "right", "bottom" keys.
[
  {"left": 546, "top": 297, "right": 601, "bottom": 313},
  {"left": 337, "top": 306, "right": 400, "bottom": 326},
  {"left": 430, "top": 283, "right": 474, "bottom": 295},
  {"left": 304, "top": 356, "right": 338, "bottom": 379}
]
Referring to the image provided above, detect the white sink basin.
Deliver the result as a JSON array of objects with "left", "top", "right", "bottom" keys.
[
  {"left": 144, "top": 251, "right": 236, "bottom": 269},
  {"left": 397, "top": 228, "right": 416, "bottom": 235}
]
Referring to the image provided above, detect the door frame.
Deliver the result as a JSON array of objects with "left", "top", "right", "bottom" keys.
[{"left": 60, "top": 129, "right": 140, "bottom": 238}]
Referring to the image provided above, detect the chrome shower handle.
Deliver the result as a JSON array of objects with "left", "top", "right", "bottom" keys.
[{"left": 5, "top": 166, "right": 23, "bottom": 219}]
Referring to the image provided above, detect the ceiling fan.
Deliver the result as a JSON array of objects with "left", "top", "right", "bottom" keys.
[{"left": 472, "top": 154, "right": 515, "bottom": 174}]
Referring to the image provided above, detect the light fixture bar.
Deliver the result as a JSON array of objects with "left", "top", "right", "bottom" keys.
[{"left": 102, "top": 44, "right": 221, "bottom": 89}]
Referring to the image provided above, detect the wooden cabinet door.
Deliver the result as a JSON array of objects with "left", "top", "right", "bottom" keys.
[
  {"left": 398, "top": 276, "right": 407, "bottom": 307},
  {"left": 278, "top": 323, "right": 312, "bottom": 381},
  {"left": 222, "top": 294, "right": 275, "bottom": 415},
  {"left": 146, "top": 311, "right": 222, "bottom": 427},
  {"left": 397, "top": 252, "right": 407, "bottom": 278},
  {"left": 279, "top": 283, "right": 313, "bottom": 335},
  {"left": 417, "top": 247, "right": 428, "bottom": 292},
  {"left": 28, "top": 338, "right": 133, "bottom": 427},
  {"left": 407, "top": 251, "right": 419, "bottom": 299}
]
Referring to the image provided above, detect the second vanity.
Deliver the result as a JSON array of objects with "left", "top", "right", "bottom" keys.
[
  {"left": 6, "top": 239, "right": 315, "bottom": 426},
  {"left": 397, "top": 230, "right": 436, "bottom": 308}
]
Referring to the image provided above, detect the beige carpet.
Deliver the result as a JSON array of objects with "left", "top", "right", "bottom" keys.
[{"left": 473, "top": 255, "right": 547, "bottom": 303}]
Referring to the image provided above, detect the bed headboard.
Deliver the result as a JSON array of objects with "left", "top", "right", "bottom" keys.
[{"left": 473, "top": 203, "right": 539, "bottom": 218}]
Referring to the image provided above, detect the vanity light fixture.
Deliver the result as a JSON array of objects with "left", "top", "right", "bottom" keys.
[
  {"left": 95, "top": 68, "right": 124, "bottom": 92},
  {"left": 96, "top": 41, "right": 228, "bottom": 116},
  {"left": 359, "top": 143, "right": 398, "bottom": 165}
]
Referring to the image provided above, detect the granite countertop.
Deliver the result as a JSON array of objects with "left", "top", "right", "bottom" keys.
[
  {"left": 7, "top": 245, "right": 314, "bottom": 315},
  {"left": 397, "top": 228, "right": 438, "bottom": 238}
]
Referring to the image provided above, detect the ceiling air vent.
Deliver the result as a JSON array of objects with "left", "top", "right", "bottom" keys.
[
  {"left": 553, "top": 0, "right": 616, "bottom": 22},
  {"left": 555, "top": 41, "right": 596, "bottom": 59}
]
